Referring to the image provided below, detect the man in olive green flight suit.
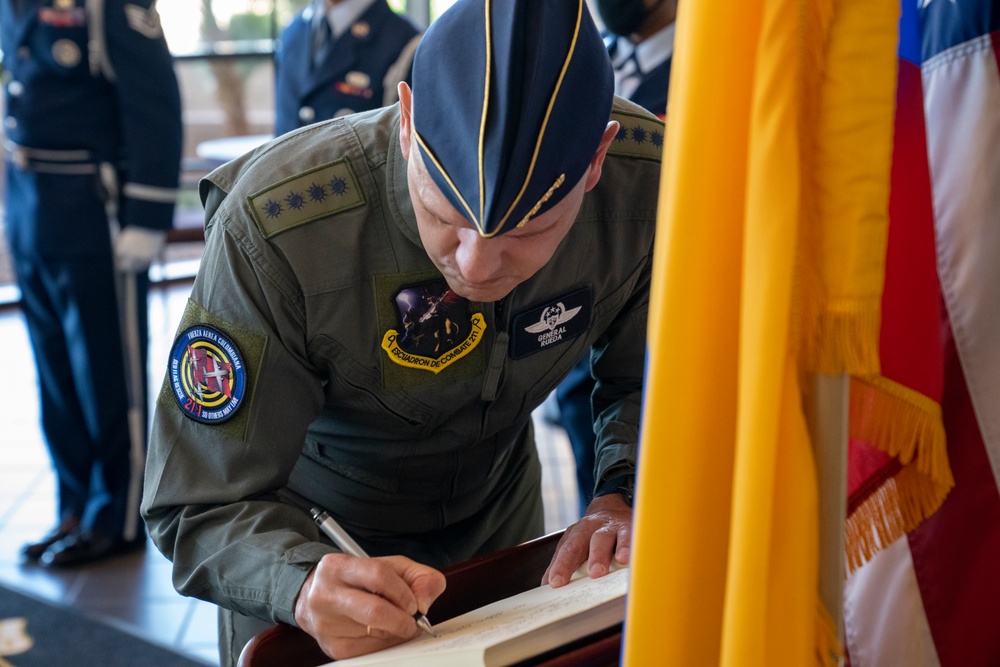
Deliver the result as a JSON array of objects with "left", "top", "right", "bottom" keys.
[{"left": 141, "top": 0, "right": 666, "bottom": 664}]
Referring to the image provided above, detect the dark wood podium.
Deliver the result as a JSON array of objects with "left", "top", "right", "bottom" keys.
[{"left": 237, "top": 531, "right": 622, "bottom": 667}]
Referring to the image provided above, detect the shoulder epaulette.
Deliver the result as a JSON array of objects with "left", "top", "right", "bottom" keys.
[
  {"left": 247, "top": 158, "right": 366, "bottom": 239},
  {"left": 607, "top": 109, "right": 664, "bottom": 162}
]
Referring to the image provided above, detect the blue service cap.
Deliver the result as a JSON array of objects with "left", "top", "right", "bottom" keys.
[{"left": 410, "top": 0, "right": 614, "bottom": 237}]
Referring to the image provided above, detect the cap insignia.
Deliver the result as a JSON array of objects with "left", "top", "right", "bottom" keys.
[{"left": 516, "top": 174, "right": 565, "bottom": 229}]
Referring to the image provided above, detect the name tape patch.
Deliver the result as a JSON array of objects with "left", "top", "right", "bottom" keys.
[
  {"left": 510, "top": 287, "right": 592, "bottom": 360},
  {"left": 169, "top": 324, "right": 248, "bottom": 424}
]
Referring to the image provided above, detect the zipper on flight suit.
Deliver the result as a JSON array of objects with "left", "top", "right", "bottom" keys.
[{"left": 480, "top": 297, "right": 509, "bottom": 402}]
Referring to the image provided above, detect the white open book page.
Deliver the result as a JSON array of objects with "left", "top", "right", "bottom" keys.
[{"left": 327, "top": 566, "right": 629, "bottom": 667}]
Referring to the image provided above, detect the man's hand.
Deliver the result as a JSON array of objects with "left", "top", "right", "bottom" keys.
[
  {"left": 294, "top": 553, "right": 446, "bottom": 660},
  {"left": 542, "top": 493, "right": 632, "bottom": 588}
]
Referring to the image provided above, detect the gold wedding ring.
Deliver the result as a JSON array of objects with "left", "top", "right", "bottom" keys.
[{"left": 366, "top": 624, "right": 371, "bottom": 637}]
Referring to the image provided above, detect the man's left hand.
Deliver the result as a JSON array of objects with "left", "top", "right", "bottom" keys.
[{"left": 541, "top": 493, "right": 632, "bottom": 588}]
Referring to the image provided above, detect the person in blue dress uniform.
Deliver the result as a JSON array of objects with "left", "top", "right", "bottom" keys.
[
  {"left": 599, "top": 0, "right": 676, "bottom": 119},
  {"left": 1, "top": 0, "right": 182, "bottom": 566},
  {"left": 274, "top": 0, "right": 421, "bottom": 136}
]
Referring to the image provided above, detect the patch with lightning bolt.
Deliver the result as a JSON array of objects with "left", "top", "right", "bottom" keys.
[
  {"left": 381, "top": 279, "right": 485, "bottom": 374},
  {"left": 169, "top": 324, "right": 248, "bottom": 424}
]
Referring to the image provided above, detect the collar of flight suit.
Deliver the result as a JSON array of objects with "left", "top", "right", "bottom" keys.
[{"left": 386, "top": 110, "right": 425, "bottom": 251}]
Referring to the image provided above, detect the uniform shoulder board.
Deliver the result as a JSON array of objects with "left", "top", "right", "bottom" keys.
[
  {"left": 607, "top": 108, "right": 664, "bottom": 162},
  {"left": 247, "top": 158, "right": 366, "bottom": 239}
]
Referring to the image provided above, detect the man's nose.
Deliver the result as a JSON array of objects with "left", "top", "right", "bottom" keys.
[{"left": 453, "top": 229, "right": 503, "bottom": 284}]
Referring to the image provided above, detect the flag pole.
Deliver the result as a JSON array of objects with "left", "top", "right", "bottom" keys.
[{"left": 805, "top": 372, "right": 848, "bottom": 644}]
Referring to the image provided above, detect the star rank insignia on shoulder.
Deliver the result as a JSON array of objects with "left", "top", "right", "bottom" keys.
[
  {"left": 607, "top": 109, "right": 664, "bottom": 162},
  {"left": 248, "top": 158, "right": 365, "bottom": 238}
]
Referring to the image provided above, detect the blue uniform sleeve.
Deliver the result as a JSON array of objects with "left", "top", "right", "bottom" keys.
[
  {"left": 103, "top": 0, "right": 182, "bottom": 231},
  {"left": 273, "top": 14, "right": 310, "bottom": 137}
]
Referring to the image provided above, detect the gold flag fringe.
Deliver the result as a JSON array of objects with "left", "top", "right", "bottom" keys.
[
  {"left": 808, "top": 299, "right": 883, "bottom": 377},
  {"left": 844, "top": 375, "right": 954, "bottom": 571}
]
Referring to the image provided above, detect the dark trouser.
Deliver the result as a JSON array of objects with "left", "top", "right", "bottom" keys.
[
  {"left": 555, "top": 358, "right": 597, "bottom": 517},
  {"left": 5, "top": 166, "right": 149, "bottom": 539}
]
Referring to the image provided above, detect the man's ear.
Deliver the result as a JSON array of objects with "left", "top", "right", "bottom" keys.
[
  {"left": 583, "top": 121, "right": 620, "bottom": 192},
  {"left": 398, "top": 82, "right": 413, "bottom": 160}
]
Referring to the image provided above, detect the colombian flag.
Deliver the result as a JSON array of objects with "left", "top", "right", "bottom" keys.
[{"left": 622, "top": 0, "right": 900, "bottom": 664}]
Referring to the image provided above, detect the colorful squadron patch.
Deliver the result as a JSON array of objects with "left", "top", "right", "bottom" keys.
[
  {"left": 381, "top": 280, "right": 485, "bottom": 374},
  {"left": 169, "top": 325, "right": 247, "bottom": 424}
]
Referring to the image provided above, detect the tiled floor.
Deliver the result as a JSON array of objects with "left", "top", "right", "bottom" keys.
[
  {"left": 0, "top": 279, "right": 222, "bottom": 665},
  {"left": 0, "top": 265, "right": 580, "bottom": 666}
]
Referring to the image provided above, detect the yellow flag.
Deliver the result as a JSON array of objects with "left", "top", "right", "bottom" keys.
[{"left": 623, "top": 0, "right": 898, "bottom": 664}]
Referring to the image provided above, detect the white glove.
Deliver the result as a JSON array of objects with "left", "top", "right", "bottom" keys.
[{"left": 114, "top": 226, "right": 166, "bottom": 273}]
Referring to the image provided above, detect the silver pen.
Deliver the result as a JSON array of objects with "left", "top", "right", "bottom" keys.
[{"left": 310, "top": 507, "right": 437, "bottom": 638}]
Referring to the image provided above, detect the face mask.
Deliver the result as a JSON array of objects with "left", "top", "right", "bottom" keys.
[{"left": 596, "top": 0, "right": 652, "bottom": 37}]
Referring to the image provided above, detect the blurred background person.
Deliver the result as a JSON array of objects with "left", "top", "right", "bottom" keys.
[
  {"left": 599, "top": 0, "right": 677, "bottom": 119},
  {"left": 1, "top": 0, "right": 182, "bottom": 567},
  {"left": 274, "top": 0, "right": 421, "bottom": 136},
  {"left": 554, "top": 0, "right": 677, "bottom": 516}
]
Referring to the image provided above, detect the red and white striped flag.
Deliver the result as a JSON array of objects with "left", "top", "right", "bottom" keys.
[{"left": 843, "top": 2, "right": 1000, "bottom": 665}]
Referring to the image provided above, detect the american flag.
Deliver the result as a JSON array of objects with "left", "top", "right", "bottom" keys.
[{"left": 843, "top": 2, "right": 1000, "bottom": 665}]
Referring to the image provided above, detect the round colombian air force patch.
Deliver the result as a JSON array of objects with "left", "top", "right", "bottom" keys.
[{"left": 169, "top": 324, "right": 247, "bottom": 424}]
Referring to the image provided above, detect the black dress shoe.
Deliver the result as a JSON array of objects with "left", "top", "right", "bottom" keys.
[
  {"left": 21, "top": 517, "right": 80, "bottom": 561},
  {"left": 39, "top": 531, "right": 145, "bottom": 568}
]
